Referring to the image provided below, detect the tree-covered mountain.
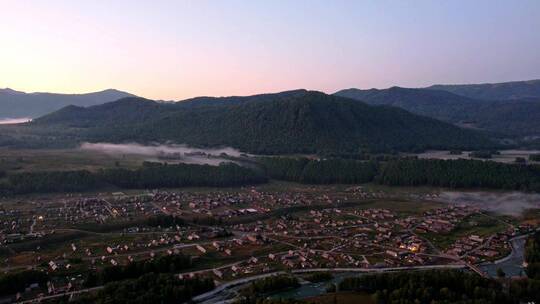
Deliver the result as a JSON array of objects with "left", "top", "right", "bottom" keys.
[
  {"left": 335, "top": 86, "right": 477, "bottom": 119},
  {"left": 428, "top": 79, "right": 540, "bottom": 100},
  {"left": 334, "top": 86, "right": 540, "bottom": 137},
  {"left": 30, "top": 90, "right": 494, "bottom": 154},
  {"left": 0, "top": 88, "right": 135, "bottom": 119}
]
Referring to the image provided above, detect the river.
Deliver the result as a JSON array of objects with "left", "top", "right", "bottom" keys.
[{"left": 479, "top": 235, "right": 528, "bottom": 278}]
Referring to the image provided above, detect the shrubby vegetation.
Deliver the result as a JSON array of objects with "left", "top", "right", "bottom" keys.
[
  {"left": 530, "top": 154, "right": 540, "bottom": 162},
  {"left": 72, "top": 273, "right": 214, "bottom": 304},
  {"left": 508, "top": 278, "right": 540, "bottom": 303},
  {"left": 305, "top": 272, "right": 333, "bottom": 283},
  {"left": 508, "top": 231, "right": 540, "bottom": 303},
  {"left": 237, "top": 276, "right": 301, "bottom": 304},
  {"left": 248, "top": 275, "right": 300, "bottom": 294},
  {"left": 84, "top": 254, "right": 193, "bottom": 287},
  {"left": 339, "top": 270, "right": 510, "bottom": 303},
  {"left": 525, "top": 231, "right": 540, "bottom": 280},
  {"left": 0, "top": 270, "right": 48, "bottom": 297}
]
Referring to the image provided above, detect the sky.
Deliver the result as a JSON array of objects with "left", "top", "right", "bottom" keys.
[{"left": 1, "top": 0, "right": 539, "bottom": 101}]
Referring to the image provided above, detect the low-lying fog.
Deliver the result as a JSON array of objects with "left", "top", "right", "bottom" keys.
[
  {"left": 0, "top": 117, "right": 32, "bottom": 124},
  {"left": 410, "top": 150, "right": 540, "bottom": 164},
  {"left": 80, "top": 142, "right": 247, "bottom": 166},
  {"left": 436, "top": 191, "right": 540, "bottom": 216}
]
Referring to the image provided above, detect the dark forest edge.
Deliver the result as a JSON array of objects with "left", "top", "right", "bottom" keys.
[
  {"left": 258, "top": 157, "right": 540, "bottom": 192},
  {"left": 0, "top": 162, "right": 268, "bottom": 196},
  {"left": 1, "top": 157, "right": 540, "bottom": 196},
  {"left": 336, "top": 268, "right": 540, "bottom": 304}
]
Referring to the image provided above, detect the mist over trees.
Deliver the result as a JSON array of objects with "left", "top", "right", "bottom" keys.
[{"left": 24, "top": 91, "right": 495, "bottom": 154}]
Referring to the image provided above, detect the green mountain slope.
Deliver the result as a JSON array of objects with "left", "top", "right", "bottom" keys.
[{"left": 31, "top": 90, "right": 493, "bottom": 154}]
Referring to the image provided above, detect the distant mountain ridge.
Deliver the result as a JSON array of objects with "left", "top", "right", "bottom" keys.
[
  {"left": 0, "top": 88, "right": 135, "bottom": 118},
  {"left": 30, "top": 90, "right": 493, "bottom": 154},
  {"left": 428, "top": 79, "right": 540, "bottom": 100},
  {"left": 334, "top": 84, "right": 540, "bottom": 137}
]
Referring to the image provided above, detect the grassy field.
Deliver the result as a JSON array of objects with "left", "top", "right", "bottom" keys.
[{"left": 0, "top": 148, "right": 145, "bottom": 173}]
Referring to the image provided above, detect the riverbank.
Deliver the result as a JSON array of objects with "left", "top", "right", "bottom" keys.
[
  {"left": 191, "top": 264, "right": 466, "bottom": 304},
  {"left": 479, "top": 233, "right": 532, "bottom": 278}
]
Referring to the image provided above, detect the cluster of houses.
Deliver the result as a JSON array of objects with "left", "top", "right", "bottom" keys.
[
  {"left": 151, "top": 189, "right": 320, "bottom": 219},
  {"left": 446, "top": 227, "right": 527, "bottom": 263},
  {"left": 6, "top": 184, "right": 540, "bottom": 303},
  {"left": 415, "top": 205, "right": 476, "bottom": 233}
]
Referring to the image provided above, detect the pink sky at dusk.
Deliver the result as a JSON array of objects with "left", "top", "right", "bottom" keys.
[{"left": 1, "top": 0, "right": 539, "bottom": 101}]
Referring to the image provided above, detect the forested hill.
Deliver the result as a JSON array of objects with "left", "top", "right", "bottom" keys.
[
  {"left": 428, "top": 79, "right": 540, "bottom": 100},
  {"left": 0, "top": 88, "right": 135, "bottom": 118},
  {"left": 31, "top": 90, "right": 493, "bottom": 154},
  {"left": 335, "top": 86, "right": 478, "bottom": 119},
  {"left": 334, "top": 86, "right": 540, "bottom": 137}
]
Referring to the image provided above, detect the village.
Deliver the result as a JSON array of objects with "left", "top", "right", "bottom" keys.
[{"left": 0, "top": 185, "right": 536, "bottom": 302}]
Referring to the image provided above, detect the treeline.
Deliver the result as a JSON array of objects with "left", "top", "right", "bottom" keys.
[
  {"left": 0, "top": 170, "right": 99, "bottom": 194},
  {"left": 0, "top": 162, "right": 267, "bottom": 195},
  {"left": 258, "top": 157, "right": 378, "bottom": 184},
  {"left": 339, "top": 269, "right": 510, "bottom": 303},
  {"left": 249, "top": 275, "right": 300, "bottom": 294},
  {"left": 258, "top": 157, "right": 540, "bottom": 192},
  {"left": 0, "top": 270, "right": 48, "bottom": 297},
  {"left": 375, "top": 159, "right": 540, "bottom": 191},
  {"left": 71, "top": 273, "right": 214, "bottom": 304},
  {"left": 2, "top": 157, "right": 540, "bottom": 196},
  {"left": 99, "top": 162, "right": 266, "bottom": 188},
  {"left": 84, "top": 254, "right": 193, "bottom": 287}
]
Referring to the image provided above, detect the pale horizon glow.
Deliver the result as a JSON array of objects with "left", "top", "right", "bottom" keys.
[{"left": 1, "top": 0, "right": 540, "bottom": 101}]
